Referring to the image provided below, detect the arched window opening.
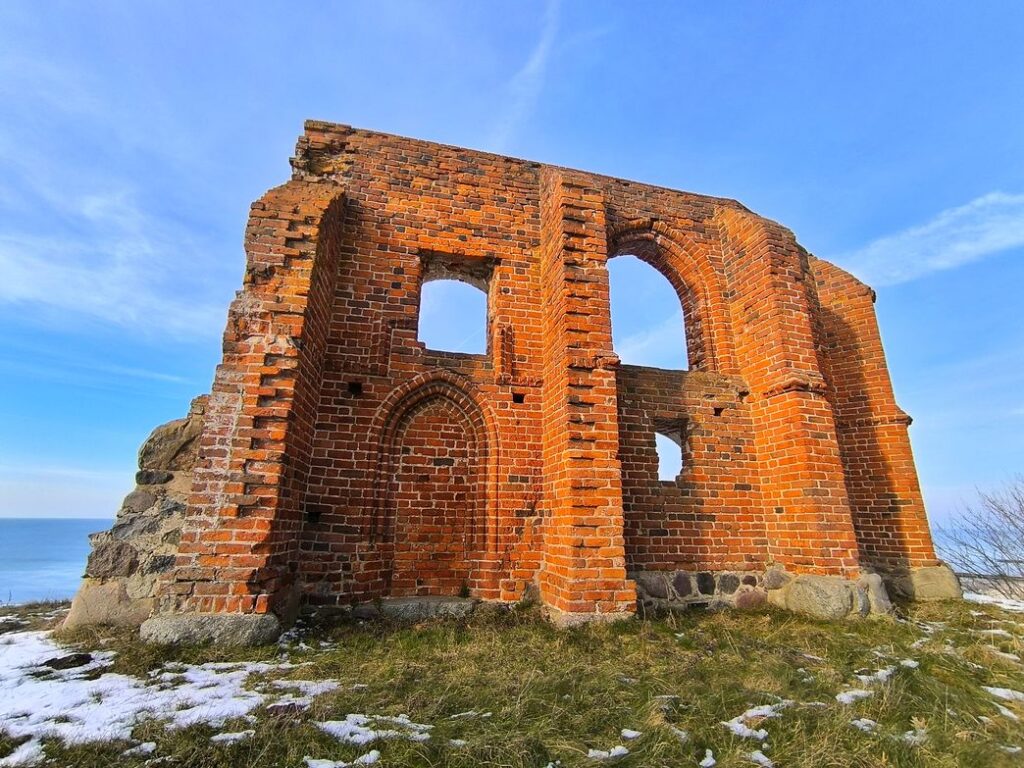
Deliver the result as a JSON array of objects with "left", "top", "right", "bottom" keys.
[
  {"left": 655, "top": 430, "right": 683, "bottom": 482},
  {"left": 418, "top": 279, "right": 488, "bottom": 354},
  {"left": 608, "top": 255, "right": 688, "bottom": 369}
]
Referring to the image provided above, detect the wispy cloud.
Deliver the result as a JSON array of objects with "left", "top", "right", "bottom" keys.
[
  {"left": 834, "top": 192, "right": 1024, "bottom": 287},
  {"left": 0, "top": 182, "right": 230, "bottom": 339},
  {"left": 487, "top": 0, "right": 561, "bottom": 153},
  {"left": 1, "top": 357, "right": 194, "bottom": 394},
  {"left": 614, "top": 310, "right": 688, "bottom": 370},
  {"left": 0, "top": 51, "right": 234, "bottom": 341},
  {"left": 0, "top": 201, "right": 226, "bottom": 339}
]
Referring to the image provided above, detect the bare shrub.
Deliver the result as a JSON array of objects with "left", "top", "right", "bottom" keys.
[{"left": 938, "top": 478, "right": 1024, "bottom": 599}]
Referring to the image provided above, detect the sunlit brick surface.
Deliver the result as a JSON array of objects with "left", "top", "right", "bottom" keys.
[{"left": 160, "top": 122, "right": 939, "bottom": 621}]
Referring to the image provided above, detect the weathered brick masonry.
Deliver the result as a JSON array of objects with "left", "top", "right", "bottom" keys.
[{"left": 143, "top": 121, "right": 957, "bottom": 639}]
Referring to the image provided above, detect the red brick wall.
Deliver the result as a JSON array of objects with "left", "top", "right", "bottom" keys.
[
  {"left": 616, "top": 366, "right": 764, "bottom": 572},
  {"left": 159, "top": 121, "right": 940, "bottom": 620},
  {"left": 810, "top": 258, "right": 939, "bottom": 571}
]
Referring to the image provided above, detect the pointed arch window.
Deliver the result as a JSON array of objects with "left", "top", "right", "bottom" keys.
[{"left": 608, "top": 254, "right": 689, "bottom": 370}]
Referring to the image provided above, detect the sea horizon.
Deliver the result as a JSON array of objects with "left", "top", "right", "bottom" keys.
[{"left": 0, "top": 518, "right": 112, "bottom": 606}]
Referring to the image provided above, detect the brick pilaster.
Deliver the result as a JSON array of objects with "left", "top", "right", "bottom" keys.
[
  {"left": 537, "top": 169, "right": 635, "bottom": 618},
  {"left": 717, "top": 209, "right": 861, "bottom": 576},
  {"left": 810, "top": 257, "right": 939, "bottom": 571}
]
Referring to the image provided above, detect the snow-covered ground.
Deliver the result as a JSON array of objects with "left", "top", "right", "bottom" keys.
[
  {"left": 0, "top": 630, "right": 340, "bottom": 766},
  {"left": 965, "top": 592, "right": 1024, "bottom": 613}
]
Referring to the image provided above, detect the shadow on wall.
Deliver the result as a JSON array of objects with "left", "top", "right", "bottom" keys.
[{"left": 819, "top": 305, "right": 916, "bottom": 573}]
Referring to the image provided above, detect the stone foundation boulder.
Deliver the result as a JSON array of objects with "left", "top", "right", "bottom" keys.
[
  {"left": 63, "top": 396, "right": 207, "bottom": 631},
  {"left": 764, "top": 571, "right": 897, "bottom": 620},
  {"left": 885, "top": 564, "right": 962, "bottom": 602},
  {"left": 139, "top": 612, "right": 281, "bottom": 646}
]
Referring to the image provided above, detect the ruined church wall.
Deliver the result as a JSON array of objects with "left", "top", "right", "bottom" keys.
[
  {"left": 152, "top": 121, "right": 947, "bottom": 623},
  {"left": 294, "top": 127, "right": 548, "bottom": 605}
]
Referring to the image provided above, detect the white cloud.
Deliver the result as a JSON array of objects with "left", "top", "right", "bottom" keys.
[
  {"left": 0, "top": 186, "right": 229, "bottom": 339},
  {"left": 833, "top": 192, "right": 1024, "bottom": 286},
  {"left": 487, "top": 0, "right": 561, "bottom": 153},
  {"left": 614, "top": 310, "right": 688, "bottom": 369},
  {"left": 0, "top": 52, "right": 235, "bottom": 341}
]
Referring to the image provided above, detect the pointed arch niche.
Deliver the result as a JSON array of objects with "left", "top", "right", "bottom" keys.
[{"left": 370, "top": 373, "right": 499, "bottom": 597}]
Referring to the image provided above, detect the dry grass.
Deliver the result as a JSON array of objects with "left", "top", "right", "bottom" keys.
[{"left": 4, "top": 599, "right": 1024, "bottom": 767}]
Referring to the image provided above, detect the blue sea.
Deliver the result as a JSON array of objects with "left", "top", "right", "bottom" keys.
[{"left": 0, "top": 519, "right": 110, "bottom": 605}]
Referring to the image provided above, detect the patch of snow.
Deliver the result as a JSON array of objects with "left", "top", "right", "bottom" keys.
[
  {"left": 1000, "top": 745, "right": 1022, "bottom": 754},
  {"left": 836, "top": 689, "right": 874, "bottom": 705},
  {"left": 855, "top": 666, "right": 895, "bottom": 684},
  {"left": 965, "top": 592, "right": 1024, "bottom": 613},
  {"left": 801, "top": 653, "right": 825, "bottom": 661},
  {"left": 122, "top": 742, "right": 157, "bottom": 757},
  {"left": 272, "top": 679, "right": 340, "bottom": 697},
  {"left": 449, "top": 739, "right": 468, "bottom": 747},
  {"left": 977, "top": 628, "right": 1014, "bottom": 638},
  {"left": 990, "top": 650, "right": 1021, "bottom": 662},
  {"left": 303, "top": 751, "right": 381, "bottom": 768},
  {"left": 900, "top": 727, "right": 928, "bottom": 746},
  {"left": 748, "top": 750, "right": 774, "bottom": 767},
  {"left": 0, "top": 630, "right": 337, "bottom": 766},
  {"left": 449, "top": 709, "right": 491, "bottom": 719},
  {"left": 699, "top": 749, "right": 717, "bottom": 767},
  {"left": 721, "top": 701, "right": 791, "bottom": 741},
  {"left": 587, "top": 745, "right": 628, "bottom": 760},
  {"left": 851, "top": 718, "right": 877, "bottom": 732},
  {"left": 318, "top": 714, "right": 432, "bottom": 745},
  {"left": 900, "top": 659, "right": 920, "bottom": 669},
  {"left": 984, "top": 686, "right": 1024, "bottom": 702},
  {"left": 0, "top": 740, "right": 43, "bottom": 767},
  {"left": 996, "top": 704, "right": 1020, "bottom": 722},
  {"left": 620, "top": 728, "right": 642, "bottom": 740},
  {"left": 210, "top": 729, "right": 254, "bottom": 744},
  {"left": 670, "top": 726, "right": 688, "bottom": 742}
]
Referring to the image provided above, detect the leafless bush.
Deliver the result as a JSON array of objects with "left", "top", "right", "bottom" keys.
[{"left": 938, "top": 478, "right": 1024, "bottom": 599}]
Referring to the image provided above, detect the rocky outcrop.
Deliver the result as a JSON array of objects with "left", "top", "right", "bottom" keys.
[{"left": 63, "top": 397, "right": 207, "bottom": 631}]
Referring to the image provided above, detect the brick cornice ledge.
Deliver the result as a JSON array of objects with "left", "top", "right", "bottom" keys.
[{"left": 761, "top": 374, "right": 828, "bottom": 399}]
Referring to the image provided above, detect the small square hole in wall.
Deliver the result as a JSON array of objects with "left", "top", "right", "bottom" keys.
[
  {"left": 713, "top": 406, "right": 724, "bottom": 417},
  {"left": 512, "top": 392, "right": 525, "bottom": 404},
  {"left": 348, "top": 381, "right": 363, "bottom": 396}
]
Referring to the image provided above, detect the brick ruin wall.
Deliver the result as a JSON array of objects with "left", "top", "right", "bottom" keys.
[{"left": 158, "top": 121, "right": 942, "bottom": 623}]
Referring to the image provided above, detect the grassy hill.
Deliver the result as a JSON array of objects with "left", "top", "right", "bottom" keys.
[{"left": 1, "top": 597, "right": 1022, "bottom": 767}]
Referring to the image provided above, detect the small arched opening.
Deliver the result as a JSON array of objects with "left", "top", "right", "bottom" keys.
[{"left": 655, "top": 430, "right": 683, "bottom": 482}]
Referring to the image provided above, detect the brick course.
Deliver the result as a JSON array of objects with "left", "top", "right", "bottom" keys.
[{"left": 158, "top": 121, "right": 940, "bottom": 622}]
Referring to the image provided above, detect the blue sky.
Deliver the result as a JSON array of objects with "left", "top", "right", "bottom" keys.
[{"left": 1, "top": 1, "right": 1021, "bottom": 525}]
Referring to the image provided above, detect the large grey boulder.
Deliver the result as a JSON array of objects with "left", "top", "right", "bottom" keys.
[
  {"left": 767, "top": 574, "right": 874, "bottom": 620},
  {"left": 140, "top": 613, "right": 282, "bottom": 646},
  {"left": 886, "top": 564, "right": 962, "bottom": 602},
  {"left": 378, "top": 597, "right": 478, "bottom": 622},
  {"left": 63, "top": 396, "right": 207, "bottom": 631}
]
